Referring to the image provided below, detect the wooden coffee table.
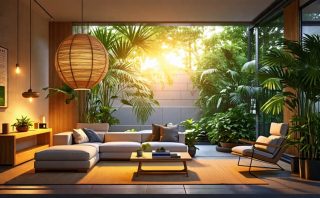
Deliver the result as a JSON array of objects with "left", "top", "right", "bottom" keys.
[{"left": 130, "top": 152, "right": 192, "bottom": 177}]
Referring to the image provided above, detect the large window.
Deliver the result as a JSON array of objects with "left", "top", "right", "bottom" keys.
[
  {"left": 254, "top": 13, "right": 284, "bottom": 136},
  {"left": 302, "top": 0, "right": 320, "bottom": 35}
]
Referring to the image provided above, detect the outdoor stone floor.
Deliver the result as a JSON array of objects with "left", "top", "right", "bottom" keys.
[{"left": 0, "top": 145, "right": 320, "bottom": 196}]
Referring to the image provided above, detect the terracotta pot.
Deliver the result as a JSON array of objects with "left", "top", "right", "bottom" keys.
[
  {"left": 305, "top": 159, "right": 320, "bottom": 180},
  {"left": 216, "top": 145, "right": 232, "bottom": 153},
  {"left": 188, "top": 146, "right": 197, "bottom": 157},
  {"left": 220, "top": 142, "right": 238, "bottom": 148},
  {"left": 16, "top": 125, "right": 29, "bottom": 132},
  {"left": 299, "top": 159, "right": 306, "bottom": 179}
]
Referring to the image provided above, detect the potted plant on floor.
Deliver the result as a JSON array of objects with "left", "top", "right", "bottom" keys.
[
  {"left": 12, "top": 116, "right": 33, "bottom": 132},
  {"left": 260, "top": 34, "right": 320, "bottom": 180},
  {"left": 181, "top": 119, "right": 201, "bottom": 157},
  {"left": 207, "top": 104, "right": 255, "bottom": 152}
]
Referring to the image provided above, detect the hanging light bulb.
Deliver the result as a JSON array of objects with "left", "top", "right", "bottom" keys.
[
  {"left": 29, "top": 97, "right": 33, "bottom": 103},
  {"left": 16, "top": 0, "right": 21, "bottom": 75},
  {"left": 15, "top": 64, "right": 21, "bottom": 74}
]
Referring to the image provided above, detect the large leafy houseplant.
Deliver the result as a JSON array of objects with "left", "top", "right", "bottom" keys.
[
  {"left": 260, "top": 34, "right": 320, "bottom": 180},
  {"left": 207, "top": 104, "right": 255, "bottom": 147}
]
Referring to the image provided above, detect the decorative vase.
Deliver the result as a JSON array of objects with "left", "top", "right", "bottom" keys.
[
  {"left": 136, "top": 150, "right": 143, "bottom": 157},
  {"left": 188, "top": 146, "right": 197, "bottom": 157},
  {"left": 16, "top": 125, "right": 29, "bottom": 132},
  {"left": 299, "top": 159, "right": 306, "bottom": 179},
  {"left": 305, "top": 159, "right": 320, "bottom": 180}
]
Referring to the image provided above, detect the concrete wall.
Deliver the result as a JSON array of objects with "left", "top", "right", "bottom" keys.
[
  {"left": 0, "top": 0, "right": 49, "bottom": 132},
  {"left": 110, "top": 71, "right": 200, "bottom": 132}
]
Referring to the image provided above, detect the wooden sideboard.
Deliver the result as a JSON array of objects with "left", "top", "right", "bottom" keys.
[{"left": 0, "top": 128, "right": 52, "bottom": 166}]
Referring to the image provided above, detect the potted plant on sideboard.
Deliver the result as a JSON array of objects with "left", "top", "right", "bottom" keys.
[
  {"left": 207, "top": 104, "right": 256, "bottom": 152},
  {"left": 11, "top": 116, "right": 33, "bottom": 132}
]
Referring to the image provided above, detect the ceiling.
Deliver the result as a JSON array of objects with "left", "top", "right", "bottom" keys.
[{"left": 35, "top": 0, "right": 276, "bottom": 23}]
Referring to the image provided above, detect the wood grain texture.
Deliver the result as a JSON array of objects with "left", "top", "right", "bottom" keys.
[
  {"left": 49, "top": 22, "right": 78, "bottom": 134},
  {"left": 0, "top": 129, "right": 52, "bottom": 166},
  {"left": 283, "top": 0, "right": 300, "bottom": 155}
]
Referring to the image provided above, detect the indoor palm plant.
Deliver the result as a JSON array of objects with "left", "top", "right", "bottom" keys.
[
  {"left": 260, "top": 34, "right": 320, "bottom": 180},
  {"left": 12, "top": 116, "right": 33, "bottom": 132}
]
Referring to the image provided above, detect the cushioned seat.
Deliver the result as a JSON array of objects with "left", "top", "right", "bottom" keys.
[
  {"left": 82, "top": 142, "right": 103, "bottom": 152},
  {"left": 231, "top": 146, "right": 274, "bottom": 162},
  {"left": 99, "top": 142, "right": 141, "bottom": 153},
  {"left": 143, "top": 142, "right": 188, "bottom": 152},
  {"left": 35, "top": 145, "right": 98, "bottom": 161}
]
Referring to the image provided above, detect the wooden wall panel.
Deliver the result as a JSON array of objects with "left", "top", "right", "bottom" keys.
[
  {"left": 49, "top": 22, "right": 78, "bottom": 134},
  {"left": 283, "top": 0, "right": 300, "bottom": 155}
]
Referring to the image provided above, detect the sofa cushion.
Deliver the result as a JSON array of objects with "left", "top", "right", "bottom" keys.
[
  {"left": 100, "top": 142, "right": 141, "bottom": 153},
  {"left": 35, "top": 145, "right": 97, "bottom": 161},
  {"left": 143, "top": 142, "right": 188, "bottom": 152},
  {"left": 73, "top": 129, "right": 89, "bottom": 144},
  {"left": 82, "top": 142, "right": 103, "bottom": 152},
  {"left": 83, "top": 128, "right": 103, "bottom": 143},
  {"left": 105, "top": 132, "right": 141, "bottom": 143},
  {"left": 140, "top": 130, "right": 153, "bottom": 142},
  {"left": 159, "top": 125, "right": 179, "bottom": 142},
  {"left": 151, "top": 124, "right": 162, "bottom": 141},
  {"left": 77, "top": 123, "right": 109, "bottom": 132}
]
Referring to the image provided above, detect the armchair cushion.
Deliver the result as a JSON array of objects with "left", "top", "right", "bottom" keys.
[
  {"left": 255, "top": 135, "right": 284, "bottom": 154},
  {"left": 270, "top": 123, "right": 288, "bottom": 136},
  {"left": 232, "top": 145, "right": 274, "bottom": 162}
]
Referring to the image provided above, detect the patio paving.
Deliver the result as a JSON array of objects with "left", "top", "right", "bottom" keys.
[{"left": 0, "top": 145, "right": 319, "bottom": 195}]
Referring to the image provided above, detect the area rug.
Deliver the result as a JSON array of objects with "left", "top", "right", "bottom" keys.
[{"left": 5, "top": 159, "right": 267, "bottom": 185}]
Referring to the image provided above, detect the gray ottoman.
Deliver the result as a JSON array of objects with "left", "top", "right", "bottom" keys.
[{"left": 34, "top": 145, "right": 99, "bottom": 172}]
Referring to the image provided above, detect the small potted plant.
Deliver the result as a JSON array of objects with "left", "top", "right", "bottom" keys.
[
  {"left": 142, "top": 143, "right": 152, "bottom": 152},
  {"left": 181, "top": 119, "right": 201, "bottom": 157},
  {"left": 136, "top": 147, "right": 143, "bottom": 157},
  {"left": 11, "top": 116, "right": 33, "bottom": 132}
]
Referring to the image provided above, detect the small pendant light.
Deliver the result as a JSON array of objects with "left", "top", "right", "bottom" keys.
[
  {"left": 15, "top": 0, "right": 20, "bottom": 74},
  {"left": 22, "top": 0, "right": 40, "bottom": 101}
]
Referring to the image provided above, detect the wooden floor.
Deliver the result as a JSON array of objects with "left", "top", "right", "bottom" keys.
[{"left": 0, "top": 145, "right": 320, "bottom": 195}]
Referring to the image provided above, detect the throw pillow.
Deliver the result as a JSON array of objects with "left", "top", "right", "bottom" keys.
[
  {"left": 151, "top": 124, "right": 162, "bottom": 141},
  {"left": 82, "top": 128, "right": 103, "bottom": 143},
  {"left": 159, "top": 125, "right": 179, "bottom": 142},
  {"left": 73, "top": 128, "right": 89, "bottom": 144}
]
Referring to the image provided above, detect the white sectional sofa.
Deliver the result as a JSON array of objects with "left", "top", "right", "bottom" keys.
[{"left": 34, "top": 123, "right": 187, "bottom": 172}]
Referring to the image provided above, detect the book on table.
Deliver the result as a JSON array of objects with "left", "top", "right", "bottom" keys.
[
  {"left": 152, "top": 152, "right": 181, "bottom": 159},
  {"left": 152, "top": 150, "right": 170, "bottom": 156}
]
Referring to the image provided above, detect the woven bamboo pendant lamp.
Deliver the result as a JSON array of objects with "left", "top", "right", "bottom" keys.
[
  {"left": 54, "top": 0, "right": 108, "bottom": 90},
  {"left": 55, "top": 34, "right": 109, "bottom": 90}
]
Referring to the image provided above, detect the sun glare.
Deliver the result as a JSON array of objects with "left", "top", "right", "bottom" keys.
[
  {"left": 141, "top": 57, "right": 159, "bottom": 71},
  {"left": 165, "top": 50, "right": 186, "bottom": 68}
]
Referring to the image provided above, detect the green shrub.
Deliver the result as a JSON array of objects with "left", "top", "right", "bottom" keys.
[{"left": 207, "top": 104, "right": 255, "bottom": 144}]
